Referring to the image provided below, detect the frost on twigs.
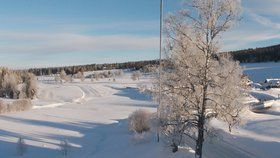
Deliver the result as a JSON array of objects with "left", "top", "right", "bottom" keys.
[
  {"left": 154, "top": 0, "right": 243, "bottom": 157},
  {"left": 128, "top": 109, "right": 151, "bottom": 134}
]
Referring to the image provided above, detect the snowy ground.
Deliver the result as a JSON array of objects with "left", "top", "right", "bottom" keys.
[
  {"left": 0, "top": 72, "right": 279, "bottom": 158},
  {"left": 242, "top": 62, "right": 280, "bottom": 82}
]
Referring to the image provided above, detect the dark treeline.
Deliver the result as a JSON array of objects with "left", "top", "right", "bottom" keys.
[
  {"left": 27, "top": 43, "right": 280, "bottom": 76},
  {"left": 28, "top": 60, "right": 159, "bottom": 76},
  {"left": 224, "top": 44, "right": 280, "bottom": 63}
]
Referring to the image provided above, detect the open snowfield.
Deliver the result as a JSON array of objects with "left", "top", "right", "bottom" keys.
[
  {"left": 242, "top": 62, "right": 280, "bottom": 82},
  {"left": 0, "top": 72, "right": 279, "bottom": 158}
]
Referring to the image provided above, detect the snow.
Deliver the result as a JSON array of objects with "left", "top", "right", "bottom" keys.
[
  {"left": 0, "top": 71, "right": 279, "bottom": 158},
  {"left": 242, "top": 62, "right": 280, "bottom": 82}
]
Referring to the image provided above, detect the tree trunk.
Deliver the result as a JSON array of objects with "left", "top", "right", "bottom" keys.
[
  {"left": 195, "top": 116, "right": 204, "bottom": 158},
  {"left": 195, "top": 85, "right": 207, "bottom": 158}
]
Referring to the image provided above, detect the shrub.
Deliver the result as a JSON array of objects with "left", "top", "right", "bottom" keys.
[
  {"left": 21, "top": 73, "right": 37, "bottom": 99},
  {"left": 54, "top": 75, "right": 62, "bottom": 84},
  {"left": 76, "top": 71, "right": 85, "bottom": 81},
  {"left": 1, "top": 73, "right": 19, "bottom": 99},
  {"left": 0, "top": 100, "right": 8, "bottom": 113},
  {"left": 8, "top": 99, "right": 32, "bottom": 112},
  {"left": 60, "top": 70, "right": 67, "bottom": 81},
  {"left": 131, "top": 71, "right": 141, "bottom": 81},
  {"left": 128, "top": 109, "right": 151, "bottom": 134}
]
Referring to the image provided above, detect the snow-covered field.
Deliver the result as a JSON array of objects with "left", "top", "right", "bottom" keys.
[
  {"left": 0, "top": 72, "right": 279, "bottom": 158},
  {"left": 242, "top": 62, "right": 280, "bottom": 82}
]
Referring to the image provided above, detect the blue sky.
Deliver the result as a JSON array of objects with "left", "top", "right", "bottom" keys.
[{"left": 0, "top": 0, "right": 279, "bottom": 68}]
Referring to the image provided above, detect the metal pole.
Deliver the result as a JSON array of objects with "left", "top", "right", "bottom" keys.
[{"left": 157, "top": 0, "right": 163, "bottom": 143}]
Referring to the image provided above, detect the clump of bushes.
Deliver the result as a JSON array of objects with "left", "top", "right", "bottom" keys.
[
  {"left": 131, "top": 71, "right": 142, "bottom": 81},
  {"left": 128, "top": 109, "right": 151, "bottom": 134},
  {"left": 0, "top": 67, "right": 37, "bottom": 99},
  {"left": 86, "top": 70, "right": 124, "bottom": 81},
  {"left": 20, "top": 73, "right": 37, "bottom": 99},
  {"left": 0, "top": 99, "right": 32, "bottom": 114}
]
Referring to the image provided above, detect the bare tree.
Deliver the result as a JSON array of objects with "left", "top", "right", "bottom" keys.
[{"left": 156, "top": 0, "right": 244, "bottom": 157}]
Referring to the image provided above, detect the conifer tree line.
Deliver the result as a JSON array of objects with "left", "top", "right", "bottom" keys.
[
  {"left": 26, "top": 43, "right": 280, "bottom": 77},
  {"left": 27, "top": 60, "right": 159, "bottom": 76},
  {"left": 224, "top": 44, "right": 280, "bottom": 63}
]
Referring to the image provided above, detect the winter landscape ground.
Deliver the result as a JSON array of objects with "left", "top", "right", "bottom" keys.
[
  {"left": 0, "top": 0, "right": 279, "bottom": 157},
  {"left": 0, "top": 66, "right": 279, "bottom": 158}
]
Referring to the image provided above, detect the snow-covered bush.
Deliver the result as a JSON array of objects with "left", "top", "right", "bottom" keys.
[
  {"left": 131, "top": 71, "right": 141, "bottom": 81},
  {"left": 60, "top": 70, "right": 67, "bottom": 81},
  {"left": 21, "top": 73, "right": 37, "bottom": 99},
  {"left": 128, "top": 109, "right": 151, "bottom": 134},
  {"left": 0, "top": 100, "right": 8, "bottom": 113},
  {"left": 17, "top": 137, "right": 27, "bottom": 156},
  {"left": 55, "top": 75, "right": 61, "bottom": 83},
  {"left": 114, "top": 70, "right": 124, "bottom": 77},
  {"left": 1, "top": 73, "right": 19, "bottom": 99},
  {"left": 60, "top": 70, "right": 73, "bottom": 82},
  {"left": 76, "top": 71, "right": 85, "bottom": 82},
  {"left": 8, "top": 99, "right": 32, "bottom": 112},
  {"left": 143, "top": 65, "right": 158, "bottom": 73},
  {"left": 0, "top": 68, "right": 37, "bottom": 100},
  {"left": 60, "top": 140, "right": 71, "bottom": 156}
]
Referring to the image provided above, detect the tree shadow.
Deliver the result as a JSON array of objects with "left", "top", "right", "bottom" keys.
[
  {"left": 204, "top": 128, "right": 280, "bottom": 158},
  {"left": 249, "top": 91, "right": 276, "bottom": 100},
  {"left": 110, "top": 86, "right": 153, "bottom": 102},
  {"left": 0, "top": 115, "right": 121, "bottom": 158}
]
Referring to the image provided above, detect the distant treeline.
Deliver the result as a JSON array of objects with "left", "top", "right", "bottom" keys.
[
  {"left": 28, "top": 60, "right": 159, "bottom": 76},
  {"left": 27, "top": 44, "right": 280, "bottom": 76},
  {"left": 224, "top": 44, "right": 280, "bottom": 63}
]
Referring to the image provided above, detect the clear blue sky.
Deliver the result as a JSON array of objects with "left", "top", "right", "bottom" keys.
[{"left": 0, "top": 0, "right": 279, "bottom": 68}]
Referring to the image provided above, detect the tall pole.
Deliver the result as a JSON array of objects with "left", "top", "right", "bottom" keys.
[{"left": 157, "top": 0, "right": 163, "bottom": 143}]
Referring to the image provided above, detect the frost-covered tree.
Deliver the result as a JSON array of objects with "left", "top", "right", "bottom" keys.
[
  {"left": 60, "top": 70, "right": 67, "bottom": 81},
  {"left": 156, "top": 0, "right": 244, "bottom": 157},
  {"left": 76, "top": 71, "right": 85, "bottom": 82},
  {"left": 24, "top": 73, "right": 38, "bottom": 99}
]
